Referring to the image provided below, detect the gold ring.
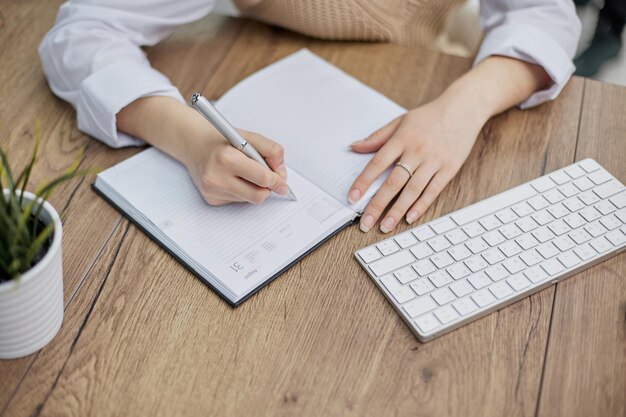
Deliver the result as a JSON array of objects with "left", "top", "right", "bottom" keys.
[{"left": 395, "top": 161, "right": 414, "bottom": 177}]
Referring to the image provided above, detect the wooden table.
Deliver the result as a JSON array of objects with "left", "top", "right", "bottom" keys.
[{"left": 2, "top": 2, "right": 625, "bottom": 416}]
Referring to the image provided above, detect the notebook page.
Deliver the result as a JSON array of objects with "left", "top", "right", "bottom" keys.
[
  {"left": 216, "top": 49, "right": 406, "bottom": 212},
  {"left": 97, "top": 148, "right": 354, "bottom": 299}
]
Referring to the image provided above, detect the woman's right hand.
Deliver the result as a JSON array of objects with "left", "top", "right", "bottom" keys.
[{"left": 183, "top": 129, "right": 289, "bottom": 206}]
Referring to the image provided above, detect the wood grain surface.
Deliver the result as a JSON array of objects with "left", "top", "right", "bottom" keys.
[{"left": 0, "top": 2, "right": 624, "bottom": 417}]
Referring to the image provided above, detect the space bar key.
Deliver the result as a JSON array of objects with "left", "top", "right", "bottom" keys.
[{"left": 450, "top": 183, "right": 537, "bottom": 226}]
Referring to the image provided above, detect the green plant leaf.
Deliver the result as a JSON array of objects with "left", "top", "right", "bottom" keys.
[{"left": 16, "top": 120, "right": 41, "bottom": 206}]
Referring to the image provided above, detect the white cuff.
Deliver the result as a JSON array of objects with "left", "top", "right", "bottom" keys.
[
  {"left": 474, "top": 23, "right": 575, "bottom": 109},
  {"left": 77, "top": 61, "right": 184, "bottom": 148}
]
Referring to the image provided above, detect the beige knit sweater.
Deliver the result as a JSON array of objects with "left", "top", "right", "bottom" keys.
[{"left": 233, "top": 0, "right": 465, "bottom": 49}]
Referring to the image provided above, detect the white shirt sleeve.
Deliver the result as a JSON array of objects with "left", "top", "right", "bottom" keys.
[
  {"left": 475, "top": 0, "right": 582, "bottom": 109},
  {"left": 39, "top": 0, "right": 217, "bottom": 148}
]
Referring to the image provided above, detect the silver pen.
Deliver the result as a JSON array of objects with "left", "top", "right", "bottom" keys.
[{"left": 190, "top": 93, "right": 297, "bottom": 201}]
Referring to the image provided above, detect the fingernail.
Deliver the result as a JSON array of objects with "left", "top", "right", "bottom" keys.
[
  {"left": 277, "top": 164, "right": 287, "bottom": 178},
  {"left": 380, "top": 216, "right": 396, "bottom": 233},
  {"left": 360, "top": 214, "right": 374, "bottom": 232},
  {"left": 349, "top": 140, "right": 362, "bottom": 148},
  {"left": 348, "top": 189, "right": 361, "bottom": 204},
  {"left": 406, "top": 210, "right": 419, "bottom": 224},
  {"left": 276, "top": 185, "right": 288, "bottom": 196}
]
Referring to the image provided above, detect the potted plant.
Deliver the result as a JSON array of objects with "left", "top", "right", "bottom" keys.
[{"left": 0, "top": 123, "right": 87, "bottom": 359}]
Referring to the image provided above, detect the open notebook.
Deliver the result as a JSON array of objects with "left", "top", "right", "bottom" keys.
[{"left": 94, "top": 49, "right": 406, "bottom": 305}]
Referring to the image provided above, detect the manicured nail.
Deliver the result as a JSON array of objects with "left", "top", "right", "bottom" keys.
[
  {"left": 360, "top": 214, "right": 374, "bottom": 232},
  {"left": 276, "top": 185, "right": 288, "bottom": 196},
  {"left": 380, "top": 216, "right": 396, "bottom": 233},
  {"left": 406, "top": 210, "right": 419, "bottom": 224},
  {"left": 348, "top": 189, "right": 361, "bottom": 204},
  {"left": 349, "top": 140, "right": 362, "bottom": 148},
  {"left": 277, "top": 164, "right": 287, "bottom": 178}
]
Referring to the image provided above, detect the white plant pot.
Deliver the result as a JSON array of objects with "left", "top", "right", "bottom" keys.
[{"left": 0, "top": 190, "right": 64, "bottom": 359}]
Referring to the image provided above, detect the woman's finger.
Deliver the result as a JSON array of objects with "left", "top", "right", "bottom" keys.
[
  {"left": 350, "top": 116, "right": 402, "bottom": 154},
  {"left": 224, "top": 176, "right": 272, "bottom": 205},
  {"left": 359, "top": 161, "right": 416, "bottom": 232},
  {"left": 242, "top": 130, "right": 287, "bottom": 178},
  {"left": 232, "top": 152, "right": 288, "bottom": 195},
  {"left": 379, "top": 162, "right": 439, "bottom": 232},
  {"left": 348, "top": 140, "right": 403, "bottom": 205},
  {"left": 406, "top": 170, "right": 454, "bottom": 223}
]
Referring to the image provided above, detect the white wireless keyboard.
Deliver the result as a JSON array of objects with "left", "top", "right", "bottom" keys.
[{"left": 355, "top": 159, "right": 626, "bottom": 342}]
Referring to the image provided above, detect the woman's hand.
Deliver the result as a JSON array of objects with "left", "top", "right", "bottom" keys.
[{"left": 348, "top": 98, "right": 485, "bottom": 233}]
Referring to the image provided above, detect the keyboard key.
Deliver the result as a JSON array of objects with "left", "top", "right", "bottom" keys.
[
  {"left": 594, "top": 181, "right": 623, "bottom": 199},
  {"left": 466, "top": 237, "right": 489, "bottom": 254},
  {"left": 447, "top": 263, "right": 471, "bottom": 280},
  {"left": 395, "top": 232, "right": 418, "bottom": 249},
  {"left": 404, "top": 295, "right": 437, "bottom": 318},
  {"left": 413, "top": 226, "right": 435, "bottom": 241},
  {"left": 413, "top": 259, "right": 437, "bottom": 276},
  {"left": 520, "top": 249, "right": 543, "bottom": 266},
  {"left": 429, "top": 270, "right": 453, "bottom": 288},
  {"left": 430, "top": 252, "right": 454, "bottom": 269},
  {"left": 516, "top": 234, "right": 539, "bottom": 250},
  {"left": 377, "top": 240, "right": 400, "bottom": 255},
  {"left": 448, "top": 245, "right": 472, "bottom": 261},
  {"left": 496, "top": 208, "right": 518, "bottom": 224},
  {"left": 558, "top": 183, "right": 579, "bottom": 198},
  {"left": 579, "top": 206, "right": 601, "bottom": 222},
  {"left": 499, "top": 224, "right": 522, "bottom": 240},
  {"left": 590, "top": 236, "right": 612, "bottom": 253},
  {"left": 451, "top": 184, "right": 536, "bottom": 226},
  {"left": 432, "top": 287, "right": 456, "bottom": 305},
  {"left": 532, "top": 209, "right": 554, "bottom": 226},
  {"left": 482, "top": 247, "right": 505, "bottom": 265},
  {"left": 553, "top": 235, "right": 576, "bottom": 252},
  {"left": 410, "top": 278, "right": 435, "bottom": 296},
  {"left": 472, "top": 290, "right": 496, "bottom": 308},
  {"left": 543, "top": 189, "right": 565, "bottom": 204},
  {"left": 547, "top": 203, "right": 569, "bottom": 219},
  {"left": 507, "top": 274, "right": 531, "bottom": 291},
  {"left": 480, "top": 214, "right": 502, "bottom": 231},
  {"left": 537, "top": 242, "right": 560, "bottom": 259},
  {"left": 548, "top": 219, "right": 571, "bottom": 236},
  {"left": 532, "top": 176, "right": 557, "bottom": 193},
  {"left": 380, "top": 275, "right": 416, "bottom": 304},
  {"left": 524, "top": 266, "right": 549, "bottom": 284},
  {"left": 503, "top": 256, "right": 525, "bottom": 274},
  {"left": 428, "top": 235, "right": 451, "bottom": 252},
  {"left": 489, "top": 281, "right": 514, "bottom": 299},
  {"left": 541, "top": 259, "right": 564, "bottom": 276},
  {"left": 370, "top": 251, "right": 415, "bottom": 276},
  {"left": 532, "top": 227, "right": 556, "bottom": 243},
  {"left": 358, "top": 246, "right": 382, "bottom": 263},
  {"left": 394, "top": 266, "right": 418, "bottom": 284},
  {"left": 569, "top": 229, "right": 592, "bottom": 244},
  {"left": 565, "top": 165, "right": 586, "bottom": 179},
  {"left": 410, "top": 243, "right": 434, "bottom": 260},
  {"left": 595, "top": 200, "right": 616, "bottom": 215},
  {"left": 450, "top": 279, "right": 473, "bottom": 297},
  {"left": 605, "top": 229, "right": 626, "bottom": 246},
  {"left": 585, "top": 221, "right": 608, "bottom": 238},
  {"left": 452, "top": 297, "right": 478, "bottom": 316},
  {"left": 468, "top": 272, "right": 492, "bottom": 289},
  {"left": 462, "top": 222, "right": 485, "bottom": 238},
  {"left": 465, "top": 255, "right": 488, "bottom": 272},
  {"left": 616, "top": 209, "right": 626, "bottom": 223},
  {"left": 485, "top": 264, "right": 509, "bottom": 281},
  {"left": 445, "top": 229, "right": 468, "bottom": 245},
  {"left": 600, "top": 214, "right": 622, "bottom": 231},
  {"left": 563, "top": 213, "right": 586, "bottom": 229},
  {"left": 513, "top": 201, "right": 535, "bottom": 217},
  {"left": 578, "top": 191, "right": 600, "bottom": 206},
  {"left": 528, "top": 195, "right": 550, "bottom": 211},
  {"left": 434, "top": 305, "right": 459, "bottom": 324},
  {"left": 431, "top": 218, "right": 457, "bottom": 234},
  {"left": 558, "top": 250, "right": 580, "bottom": 268},
  {"left": 414, "top": 313, "right": 440, "bottom": 333},
  {"left": 550, "top": 170, "right": 571, "bottom": 185},
  {"left": 574, "top": 243, "right": 597, "bottom": 261},
  {"left": 588, "top": 170, "right": 612, "bottom": 185},
  {"left": 499, "top": 240, "right": 522, "bottom": 257},
  {"left": 609, "top": 192, "right": 626, "bottom": 209},
  {"left": 573, "top": 177, "right": 594, "bottom": 191},
  {"left": 484, "top": 230, "right": 507, "bottom": 246},
  {"left": 579, "top": 159, "right": 601, "bottom": 173},
  {"left": 563, "top": 197, "right": 585, "bottom": 212}
]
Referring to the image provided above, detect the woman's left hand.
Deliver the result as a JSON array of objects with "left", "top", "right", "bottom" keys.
[{"left": 348, "top": 97, "right": 487, "bottom": 233}]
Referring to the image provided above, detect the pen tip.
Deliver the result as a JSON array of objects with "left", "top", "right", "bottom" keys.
[{"left": 287, "top": 188, "right": 298, "bottom": 201}]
